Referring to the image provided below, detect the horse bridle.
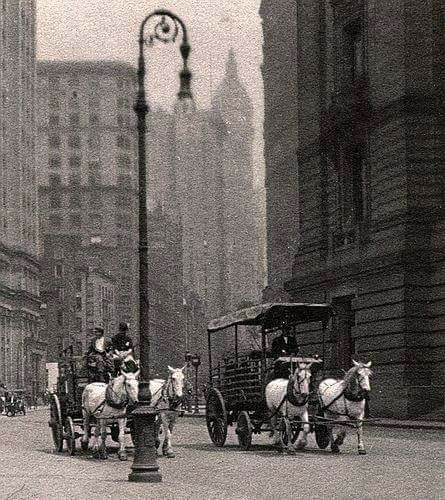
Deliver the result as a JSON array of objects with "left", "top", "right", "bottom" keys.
[{"left": 288, "top": 368, "right": 310, "bottom": 406}]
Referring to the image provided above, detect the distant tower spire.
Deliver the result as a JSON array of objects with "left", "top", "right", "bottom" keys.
[{"left": 225, "top": 48, "right": 238, "bottom": 81}]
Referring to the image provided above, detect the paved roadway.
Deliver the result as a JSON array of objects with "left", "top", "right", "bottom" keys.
[{"left": 0, "top": 409, "right": 443, "bottom": 500}]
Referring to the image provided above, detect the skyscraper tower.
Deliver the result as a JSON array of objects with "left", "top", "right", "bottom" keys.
[{"left": 211, "top": 49, "right": 260, "bottom": 310}]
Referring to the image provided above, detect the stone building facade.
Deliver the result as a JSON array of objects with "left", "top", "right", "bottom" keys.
[
  {"left": 0, "top": 0, "right": 45, "bottom": 395},
  {"left": 36, "top": 60, "right": 139, "bottom": 342},
  {"left": 41, "top": 234, "right": 117, "bottom": 360},
  {"left": 261, "top": 0, "right": 445, "bottom": 418}
]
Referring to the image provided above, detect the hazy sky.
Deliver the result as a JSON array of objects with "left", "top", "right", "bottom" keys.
[{"left": 36, "top": 0, "right": 265, "bottom": 185}]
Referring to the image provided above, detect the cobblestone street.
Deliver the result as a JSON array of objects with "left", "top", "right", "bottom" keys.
[{"left": 0, "top": 409, "right": 443, "bottom": 499}]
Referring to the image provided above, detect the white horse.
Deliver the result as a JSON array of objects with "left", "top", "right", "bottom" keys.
[
  {"left": 81, "top": 358, "right": 139, "bottom": 461},
  {"left": 265, "top": 362, "right": 314, "bottom": 452},
  {"left": 318, "top": 360, "right": 372, "bottom": 455},
  {"left": 150, "top": 365, "right": 186, "bottom": 458}
]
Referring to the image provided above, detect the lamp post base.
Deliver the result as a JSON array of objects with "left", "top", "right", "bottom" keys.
[{"left": 128, "top": 382, "right": 162, "bottom": 483}]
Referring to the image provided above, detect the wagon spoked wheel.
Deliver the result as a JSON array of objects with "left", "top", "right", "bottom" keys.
[
  {"left": 206, "top": 388, "right": 228, "bottom": 447},
  {"left": 49, "top": 394, "right": 64, "bottom": 452},
  {"left": 236, "top": 411, "right": 253, "bottom": 451},
  {"left": 314, "top": 407, "right": 330, "bottom": 449},
  {"left": 65, "top": 416, "right": 76, "bottom": 456},
  {"left": 281, "top": 417, "right": 301, "bottom": 446}
]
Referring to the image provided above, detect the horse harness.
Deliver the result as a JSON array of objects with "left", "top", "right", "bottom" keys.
[
  {"left": 151, "top": 375, "right": 182, "bottom": 411},
  {"left": 319, "top": 376, "right": 368, "bottom": 418}
]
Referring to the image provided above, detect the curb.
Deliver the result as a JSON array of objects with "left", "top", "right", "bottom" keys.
[
  {"left": 180, "top": 412, "right": 445, "bottom": 429},
  {"left": 365, "top": 419, "right": 445, "bottom": 431}
]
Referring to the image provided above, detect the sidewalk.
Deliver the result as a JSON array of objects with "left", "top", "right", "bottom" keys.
[{"left": 181, "top": 407, "right": 445, "bottom": 430}]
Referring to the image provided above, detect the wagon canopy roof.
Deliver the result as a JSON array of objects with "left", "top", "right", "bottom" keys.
[{"left": 207, "top": 302, "right": 333, "bottom": 332}]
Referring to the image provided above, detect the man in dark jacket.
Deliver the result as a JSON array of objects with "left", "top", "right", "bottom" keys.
[
  {"left": 270, "top": 324, "right": 299, "bottom": 380},
  {"left": 86, "top": 327, "right": 113, "bottom": 383},
  {"left": 111, "top": 322, "right": 134, "bottom": 375}
]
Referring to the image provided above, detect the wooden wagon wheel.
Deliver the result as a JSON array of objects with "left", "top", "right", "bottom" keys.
[
  {"left": 281, "top": 417, "right": 301, "bottom": 446},
  {"left": 65, "top": 416, "right": 76, "bottom": 456},
  {"left": 236, "top": 411, "right": 253, "bottom": 451},
  {"left": 314, "top": 407, "right": 330, "bottom": 449},
  {"left": 206, "top": 388, "right": 228, "bottom": 447},
  {"left": 49, "top": 394, "right": 64, "bottom": 452}
]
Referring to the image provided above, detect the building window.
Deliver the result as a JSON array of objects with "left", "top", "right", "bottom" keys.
[
  {"left": 68, "top": 173, "right": 80, "bottom": 186},
  {"left": 49, "top": 174, "right": 61, "bottom": 186},
  {"left": 49, "top": 215, "right": 62, "bottom": 229},
  {"left": 54, "top": 263, "right": 63, "bottom": 278},
  {"left": 89, "top": 192, "right": 102, "bottom": 209},
  {"left": 49, "top": 193, "right": 61, "bottom": 208},
  {"left": 89, "top": 114, "right": 99, "bottom": 126},
  {"left": 88, "top": 134, "right": 100, "bottom": 151},
  {"left": 70, "top": 193, "right": 81, "bottom": 208},
  {"left": 118, "top": 156, "right": 130, "bottom": 170},
  {"left": 57, "top": 310, "right": 63, "bottom": 326},
  {"left": 68, "top": 135, "right": 81, "bottom": 149},
  {"left": 69, "top": 113, "right": 80, "bottom": 128},
  {"left": 344, "top": 22, "right": 364, "bottom": 84},
  {"left": 90, "top": 214, "right": 103, "bottom": 232},
  {"left": 69, "top": 213, "right": 81, "bottom": 228},
  {"left": 48, "top": 135, "right": 61, "bottom": 149},
  {"left": 49, "top": 115, "right": 59, "bottom": 127},
  {"left": 48, "top": 96, "right": 59, "bottom": 110},
  {"left": 68, "top": 156, "right": 81, "bottom": 169},
  {"left": 340, "top": 145, "right": 365, "bottom": 226},
  {"left": 49, "top": 156, "right": 61, "bottom": 169}
]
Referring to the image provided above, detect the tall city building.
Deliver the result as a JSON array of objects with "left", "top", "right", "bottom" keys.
[
  {"left": 36, "top": 60, "right": 139, "bottom": 343},
  {"left": 0, "top": 0, "right": 45, "bottom": 396},
  {"left": 261, "top": 0, "right": 445, "bottom": 418},
  {"left": 148, "top": 50, "right": 261, "bottom": 320}
]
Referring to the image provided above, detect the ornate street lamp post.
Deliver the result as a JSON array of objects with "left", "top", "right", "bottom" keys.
[
  {"left": 191, "top": 354, "right": 201, "bottom": 414},
  {"left": 129, "top": 10, "right": 192, "bottom": 483}
]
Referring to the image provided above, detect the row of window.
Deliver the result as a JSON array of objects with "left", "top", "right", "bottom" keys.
[
  {"left": 47, "top": 94, "right": 132, "bottom": 111},
  {"left": 49, "top": 190, "right": 133, "bottom": 209},
  {"left": 47, "top": 113, "right": 133, "bottom": 129},
  {"left": 48, "top": 173, "right": 133, "bottom": 188},
  {"left": 48, "top": 134, "right": 133, "bottom": 151},
  {"left": 47, "top": 76, "right": 133, "bottom": 92},
  {"left": 49, "top": 155, "right": 133, "bottom": 170}
]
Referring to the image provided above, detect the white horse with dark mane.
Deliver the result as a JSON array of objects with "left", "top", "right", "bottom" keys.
[
  {"left": 81, "top": 356, "right": 139, "bottom": 461},
  {"left": 150, "top": 366, "right": 186, "bottom": 458},
  {"left": 318, "top": 360, "right": 372, "bottom": 455},
  {"left": 265, "top": 361, "right": 314, "bottom": 452}
]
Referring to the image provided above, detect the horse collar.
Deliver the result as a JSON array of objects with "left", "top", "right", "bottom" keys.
[{"left": 286, "top": 378, "right": 308, "bottom": 407}]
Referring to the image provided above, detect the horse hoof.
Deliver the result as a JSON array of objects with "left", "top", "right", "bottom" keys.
[
  {"left": 331, "top": 445, "right": 340, "bottom": 454},
  {"left": 358, "top": 449, "right": 367, "bottom": 455},
  {"left": 92, "top": 451, "right": 100, "bottom": 459},
  {"left": 165, "top": 452, "right": 175, "bottom": 458},
  {"left": 118, "top": 452, "right": 127, "bottom": 461}
]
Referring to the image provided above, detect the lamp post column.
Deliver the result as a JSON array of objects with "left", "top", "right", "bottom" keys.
[
  {"left": 128, "top": 19, "right": 161, "bottom": 485},
  {"left": 128, "top": 10, "right": 192, "bottom": 484}
]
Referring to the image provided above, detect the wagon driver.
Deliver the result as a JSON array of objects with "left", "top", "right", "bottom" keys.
[
  {"left": 111, "top": 322, "right": 134, "bottom": 376},
  {"left": 270, "top": 323, "right": 299, "bottom": 380},
  {"left": 86, "top": 326, "right": 113, "bottom": 383}
]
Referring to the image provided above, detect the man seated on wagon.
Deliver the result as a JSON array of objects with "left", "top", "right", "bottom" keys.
[
  {"left": 269, "top": 323, "right": 300, "bottom": 380},
  {"left": 111, "top": 322, "right": 134, "bottom": 376},
  {"left": 86, "top": 326, "right": 114, "bottom": 383}
]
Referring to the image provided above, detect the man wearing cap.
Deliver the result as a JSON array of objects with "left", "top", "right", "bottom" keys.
[
  {"left": 270, "top": 324, "right": 300, "bottom": 380},
  {"left": 86, "top": 326, "right": 113, "bottom": 383},
  {"left": 111, "top": 322, "right": 134, "bottom": 376}
]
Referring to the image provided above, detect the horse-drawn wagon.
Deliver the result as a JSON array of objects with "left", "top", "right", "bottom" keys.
[
  {"left": 48, "top": 346, "right": 136, "bottom": 457},
  {"left": 205, "top": 302, "right": 373, "bottom": 454}
]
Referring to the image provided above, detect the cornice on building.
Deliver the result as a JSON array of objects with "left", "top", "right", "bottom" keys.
[{"left": 37, "top": 59, "right": 136, "bottom": 76}]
